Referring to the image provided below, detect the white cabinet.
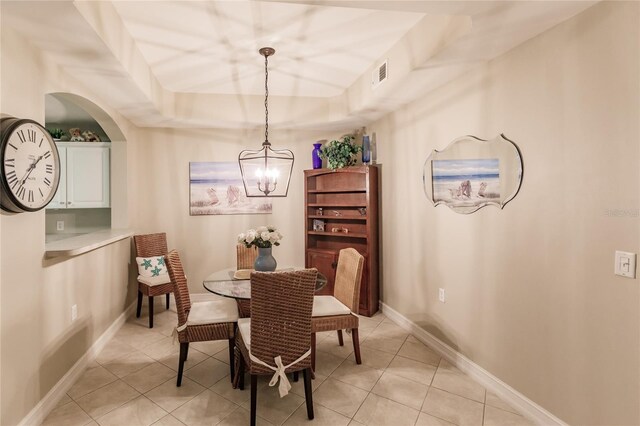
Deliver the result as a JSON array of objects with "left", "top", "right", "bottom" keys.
[
  {"left": 49, "top": 146, "right": 67, "bottom": 209},
  {"left": 48, "top": 143, "right": 110, "bottom": 209}
]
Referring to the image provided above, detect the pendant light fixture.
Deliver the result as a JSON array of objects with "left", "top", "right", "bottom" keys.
[{"left": 238, "top": 47, "right": 294, "bottom": 197}]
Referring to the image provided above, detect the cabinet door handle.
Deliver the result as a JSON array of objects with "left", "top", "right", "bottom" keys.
[
  {"left": 67, "top": 202, "right": 72, "bottom": 205},
  {"left": 331, "top": 261, "right": 337, "bottom": 268}
]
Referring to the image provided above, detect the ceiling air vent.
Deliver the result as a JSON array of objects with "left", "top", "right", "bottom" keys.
[{"left": 371, "top": 59, "right": 388, "bottom": 90}]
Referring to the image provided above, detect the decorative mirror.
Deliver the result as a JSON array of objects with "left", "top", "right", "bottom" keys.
[{"left": 423, "top": 134, "right": 523, "bottom": 214}]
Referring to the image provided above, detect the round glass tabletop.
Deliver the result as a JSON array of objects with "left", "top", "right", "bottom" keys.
[{"left": 203, "top": 268, "right": 327, "bottom": 300}]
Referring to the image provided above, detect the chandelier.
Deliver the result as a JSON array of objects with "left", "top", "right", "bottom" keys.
[{"left": 238, "top": 47, "right": 294, "bottom": 197}]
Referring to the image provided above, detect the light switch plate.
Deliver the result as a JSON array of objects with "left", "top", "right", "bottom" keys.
[
  {"left": 615, "top": 251, "right": 636, "bottom": 278},
  {"left": 56, "top": 221, "right": 64, "bottom": 231},
  {"left": 438, "top": 288, "right": 446, "bottom": 303}
]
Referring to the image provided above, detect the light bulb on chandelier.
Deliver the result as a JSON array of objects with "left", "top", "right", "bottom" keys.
[{"left": 255, "top": 167, "right": 280, "bottom": 195}]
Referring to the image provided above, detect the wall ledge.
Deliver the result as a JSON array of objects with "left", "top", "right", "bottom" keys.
[
  {"left": 45, "top": 228, "right": 133, "bottom": 258},
  {"left": 18, "top": 302, "right": 136, "bottom": 426},
  {"left": 379, "top": 302, "right": 568, "bottom": 426}
]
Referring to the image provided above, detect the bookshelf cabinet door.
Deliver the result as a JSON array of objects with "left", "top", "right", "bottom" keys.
[{"left": 307, "top": 250, "right": 338, "bottom": 295}]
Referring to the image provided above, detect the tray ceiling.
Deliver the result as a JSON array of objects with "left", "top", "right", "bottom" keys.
[{"left": 0, "top": 1, "right": 597, "bottom": 130}]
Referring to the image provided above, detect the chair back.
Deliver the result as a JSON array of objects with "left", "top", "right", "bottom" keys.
[
  {"left": 134, "top": 233, "right": 168, "bottom": 257},
  {"left": 250, "top": 269, "right": 317, "bottom": 366},
  {"left": 334, "top": 248, "right": 364, "bottom": 312},
  {"left": 236, "top": 244, "right": 258, "bottom": 270},
  {"left": 164, "top": 250, "right": 191, "bottom": 327}
]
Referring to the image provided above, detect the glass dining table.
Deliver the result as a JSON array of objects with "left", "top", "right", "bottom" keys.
[{"left": 203, "top": 267, "right": 327, "bottom": 317}]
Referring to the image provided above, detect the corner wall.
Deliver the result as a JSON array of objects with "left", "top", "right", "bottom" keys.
[
  {"left": 0, "top": 26, "right": 139, "bottom": 426},
  {"left": 369, "top": 2, "right": 639, "bottom": 424}
]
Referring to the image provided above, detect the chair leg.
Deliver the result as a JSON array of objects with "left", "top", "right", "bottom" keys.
[
  {"left": 352, "top": 328, "right": 362, "bottom": 364},
  {"left": 250, "top": 375, "right": 258, "bottom": 426},
  {"left": 293, "top": 371, "right": 299, "bottom": 382},
  {"left": 303, "top": 368, "right": 314, "bottom": 420},
  {"left": 311, "top": 333, "right": 316, "bottom": 373},
  {"left": 166, "top": 293, "right": 170, "bottom": 310},
  {"left": 228, "top": 338, "right": 235, "bottom": 383},
  {"left": 239, "top": 359, "right": 245, "bottom": 390},
  {"left": 148, "top": 296, "right": 154, "bottom": 328},
  {"left": 136, "top": 290, "right": 143, "bottom": 318},
  {"left": 337, "top": 329, "right": 344, "bottom": 346},
  {"left": 177, "top": 342, "right": 188, "bottom": 387}
]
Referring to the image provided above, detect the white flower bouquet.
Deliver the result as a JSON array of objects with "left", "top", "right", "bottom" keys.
[{"left": 238, "top": 226, "right": 282, "bottom": 249}]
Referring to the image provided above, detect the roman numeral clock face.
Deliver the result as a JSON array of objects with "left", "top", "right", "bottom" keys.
[{"left": 0, "top": 118, "right": 60, "bottom": 213}]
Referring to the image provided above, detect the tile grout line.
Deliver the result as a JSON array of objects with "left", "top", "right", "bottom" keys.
[
  {"left": 482, "top": 402, "right": 487, "bottom": 426},
  {"left": 305, "top": 317, "right": 390, "bottom": 422},
  {"left": 51, "top": 311, "right": 511, "bottom": 426},
  {"left": 82, "top": 378, "right": 143, "bottom": 423},
  {"left": 350, "top": 320, "right": 408, "bottom": 422},
  {"left": 66, "top": 371, "right": 120, "bottom": 404}
]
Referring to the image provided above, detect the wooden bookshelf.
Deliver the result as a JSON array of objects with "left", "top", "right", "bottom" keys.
[{"left": 304, "top": 166, "right": 379, "bottom": 316}]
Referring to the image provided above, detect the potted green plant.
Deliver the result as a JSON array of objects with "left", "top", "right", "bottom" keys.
[
  {"left": 47, "top": 128, "right": 65, "bottom": 140},
  {"left": 319, "top": 135, "right": 362, "bottom": 170}
]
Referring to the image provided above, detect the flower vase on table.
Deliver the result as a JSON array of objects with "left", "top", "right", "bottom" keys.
[
  {"left": 237, "top": 225, "right": 283, "bottom": 272},
  {"left": 254, "top": 247, "right": 277, "bottom": 271}
]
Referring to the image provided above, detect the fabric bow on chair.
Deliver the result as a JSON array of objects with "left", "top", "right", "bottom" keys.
[
  {"left": 235, "top": 269, "right": 317, "bottom": 426},
  {"left": 164, "top": 250, "right": 239, "bottom": 387}
]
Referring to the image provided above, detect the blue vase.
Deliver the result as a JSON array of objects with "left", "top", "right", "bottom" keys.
[
  {"left": 254, "top": 247, "right": 277, "bottom": 271},
  {"left": 312, "top": 143, "right": 323, "bottom": 169},
  {"left": 362, "top": 135, "right": 371, "bottom": 164}
]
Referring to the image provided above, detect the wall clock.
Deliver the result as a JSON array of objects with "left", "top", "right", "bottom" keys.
[{"left": 0, "top": 116, "right": 61, "bottom": 213}]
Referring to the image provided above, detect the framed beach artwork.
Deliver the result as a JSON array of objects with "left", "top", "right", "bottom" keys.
[
  {"left": 423, "top": 135, "right": 523, "bottom": 214},
  {"left": 189, "top": 162, "right": 272, "bottom": 215}
]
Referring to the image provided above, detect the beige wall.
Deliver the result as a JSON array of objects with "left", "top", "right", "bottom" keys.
[
  {"left": 2, "top": 1, "right": 639, "bottom": 425},
  {"left": 368, "top": 2, "right": 639, "bottom": 425},
  {"left": 0, "top": 19, "right": 331, "bottom": 425},
  {"left": 0, "top": 27, "right": 139, "bottom": 426},
  {"left": 134, "top": 126, "right": 331, "bottom": 295}
]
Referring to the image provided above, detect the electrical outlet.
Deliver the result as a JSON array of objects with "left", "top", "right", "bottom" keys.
[
  {"left": 71, "top": 304, "right": 78, "bottom": 321},
  {"left": 56, "top": 221, "right": 64, "bottom": 231},
  {"left": 438, "top": 288, "right": 446, "bottom": 303}
]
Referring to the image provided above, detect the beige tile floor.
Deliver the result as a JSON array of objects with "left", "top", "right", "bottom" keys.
[{"left": 42, "top": 296, "right": 533, "bottom": 426}]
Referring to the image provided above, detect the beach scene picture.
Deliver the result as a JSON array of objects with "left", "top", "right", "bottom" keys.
[
  {"left": 189, "top": 162, "right": 272, "bottom": 215},
  {"left": 432, "top": 159, "right": 500, "bottom": 207}
]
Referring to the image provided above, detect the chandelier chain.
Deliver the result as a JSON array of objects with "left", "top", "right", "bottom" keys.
[{"left": 264, "top": 53, "right": 269, "bottom": 144}]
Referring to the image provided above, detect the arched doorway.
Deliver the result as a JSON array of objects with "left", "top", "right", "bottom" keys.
[{"left": 44, "top": 93, "right": 128, "bottom": 238}]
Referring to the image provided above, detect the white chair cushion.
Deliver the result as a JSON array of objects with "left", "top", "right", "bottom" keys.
[
  {"left": 312, "top": 296, "right": 351, "bottom": 317},
  {"left": 186, "top": 299, "right": 239, "bottom": 325},
  {"left": 238, "top": 318, "right": 251, "bottom": 347},
  {"left": 137, "top": 274, "right": 171, "bottom": 286}
]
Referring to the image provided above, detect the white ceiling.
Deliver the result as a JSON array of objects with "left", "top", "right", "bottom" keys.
[
  {"left": 112, "top": 1, "right": 423, "bottom": 97},
  {"left": 0, "top": 1, "right": 597, "bottom": 130}
]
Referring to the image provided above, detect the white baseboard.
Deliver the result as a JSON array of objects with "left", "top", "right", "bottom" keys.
[
  {"left": 19, "top": 302, "right": 136, "bottom": 426},
  {"left": 380, "top": 302, "right": 567, "bottom": 426}
]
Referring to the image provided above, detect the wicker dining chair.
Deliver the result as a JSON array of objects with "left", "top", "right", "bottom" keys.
[
  {"left": 235, "top": 244, "right": 258, "bottom": 318},
  {"left": 134, "top": 233, "right": 173, "bottom": 328},
  {"left": 236, "top": 269, "right": 317, "bottom": 426},
  {"left": 311, "top": 248, "right": 364, "bottom": 371},
  {"left": 165, "top": 250, "right": 239, "bottom": 386},
  {"left": 236, "top": 244, "right": 258, "bottom": 270}
]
